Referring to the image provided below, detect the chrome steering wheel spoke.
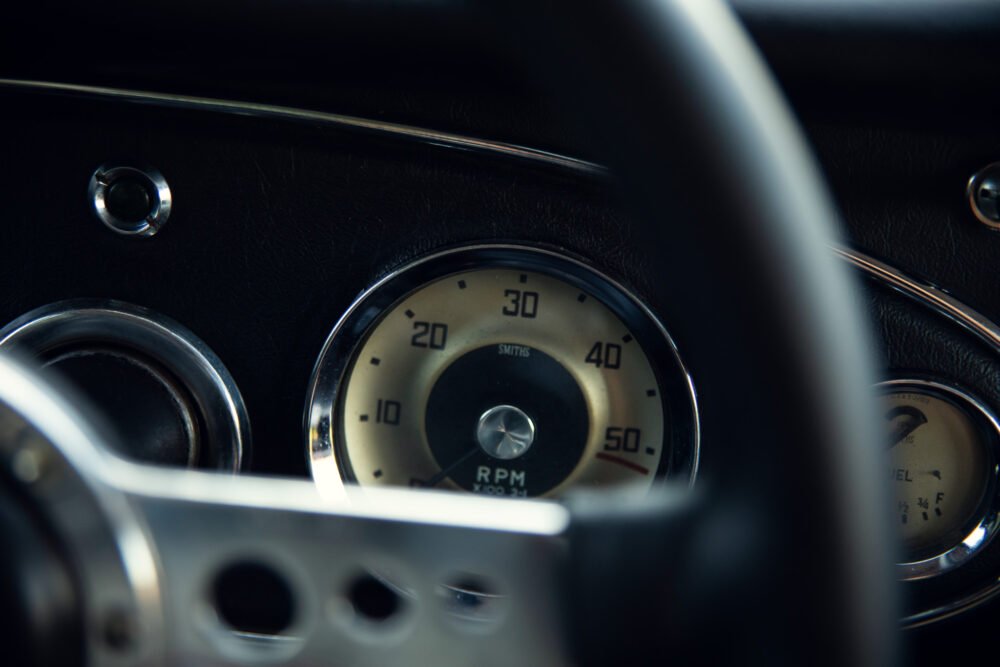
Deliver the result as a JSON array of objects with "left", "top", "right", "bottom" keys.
[
  {"left": 115, "top": 468, "right": 572, "bottom": 666},
  {"left": 0, "top": 353, "right": 580, "bottom": 665}
]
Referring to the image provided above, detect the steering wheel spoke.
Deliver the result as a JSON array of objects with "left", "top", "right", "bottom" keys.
[
  {"left": 106, "top": 459, "right": 576, "bottom": 665},
  {"left": 0, "top": 349, "right": 709, "bottom": 667}
]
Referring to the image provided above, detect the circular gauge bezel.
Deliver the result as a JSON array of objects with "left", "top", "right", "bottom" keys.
[
  {"left": 305, "top": 244, "right": 700, "bottom": 499},
  {"left": 877, "top": 378, "right": 1000, "bottom": 581},
  {"left": 0, "top": 299, "right": 250, "bottom": 472}
]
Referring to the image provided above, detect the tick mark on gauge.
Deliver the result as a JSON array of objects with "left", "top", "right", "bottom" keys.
[
  {"left": 645, "top": 447, "right": 655, "bottom": 455},
  {"left": 577, "top": 293, "right": 587, "bottom": 303},
  {"left": 922, "top": 512, "right": 929, "bottom": 521},
  {"left": 373, "top": 469, "right": 383, "bottom": 479},
  {"left": 622, "top": 334, "right": 633, "bottom": 343},
  {"left": 370, "top": 357, "right": 381, "bottom": 366},
  {"left": 646, "top": 389, "right": 657, "bottom": 397},
  {"left": 457, "top": 280, "right": 467, "bottom": 289},
  {"left": 935, "top": 508, "right": 943, "bottom": 517},
  {"left": 519, "top": 274, "right": 528, "bottom": 284},
  {"left": 901, "top": 514, "right": 908, "bottom": 524},
  {"left": 359, "top": 414, "right": 370, "bottom": 422},
  {"left": 404, "top": 309, "right": 415, "bottom": 319},
  {"left": 596, "top": 452, "right": 650, "bottom": 475}
]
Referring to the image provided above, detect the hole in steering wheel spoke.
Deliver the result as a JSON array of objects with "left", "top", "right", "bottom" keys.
[
  {"left": 438, "top": 574, "right": 506, "bottom": 632},
  {"left": 346, "top": 572, "right": 405, "bottom": 623},
  {"left": 212, "top": 561, "right": 296, "bottom": 637}
]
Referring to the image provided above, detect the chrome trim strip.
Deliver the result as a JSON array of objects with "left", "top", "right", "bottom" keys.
[
  {"left": 0, "top": 78, "right": 606, "bottom": 177},
  {"left": 833, "top": 246, "right": 1000, "bottom": 352},
  {"left": 903, "top": 579, "right": 1000, "bottom": 630}
]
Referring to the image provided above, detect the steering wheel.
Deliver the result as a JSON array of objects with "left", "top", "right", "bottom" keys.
[{"left": 0, "top": 1, "right": 897, "bottom": 665}]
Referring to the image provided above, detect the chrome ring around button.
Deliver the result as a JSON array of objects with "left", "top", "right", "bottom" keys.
[
  {"left": 967, "top": 162, "right": 1000, "bottom": 231},
  {"left": 88, "top": 164, "right": 172, "bottom": 237}
]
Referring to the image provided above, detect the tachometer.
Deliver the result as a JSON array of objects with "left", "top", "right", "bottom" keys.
[{"left": 306, "top": 246, "right": 698, "bottom": 499}]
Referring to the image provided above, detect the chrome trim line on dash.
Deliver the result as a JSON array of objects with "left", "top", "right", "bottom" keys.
[
  {"left": 833, "top": 246, "right": 1000, "bottom": 354},
  {"left": 0, "top": 79, "right": 606, "bottom": 177}
]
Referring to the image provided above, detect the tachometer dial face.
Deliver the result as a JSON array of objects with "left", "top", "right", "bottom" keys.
[
  {"left": 307, "top": 246, "right": 699, "bottom": 500},
  {"left": 879, "top": 380, "right": 1000, "bottom": 578}
]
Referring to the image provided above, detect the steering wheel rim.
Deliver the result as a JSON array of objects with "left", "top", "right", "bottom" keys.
[
  {"left": 0, "top": 0, "right": 897, "bottom": 665},
  {"left": 491, "top": 1, "right": 895, "bottom": 661}
]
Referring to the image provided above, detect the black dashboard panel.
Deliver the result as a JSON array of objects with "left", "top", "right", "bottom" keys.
[
  {"left": 813, "top": 121, "right": 1000, "bottom": 325},
  {"left": 3, "top": 2, "right": 1000, "bottom": 663},
  {"left": 4, "top": 67, "right": 1000, "bottom": 652}
]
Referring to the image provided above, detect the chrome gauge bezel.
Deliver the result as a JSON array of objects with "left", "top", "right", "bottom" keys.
[
  {"left": 877, "top": 378, "right": 1000, "bottom": 582},
  {"left": 0, "top": 299, "right": 250, "bottom": 472},
  {"left": 306, "top": 244, "right": 700, "bottom": 499}
]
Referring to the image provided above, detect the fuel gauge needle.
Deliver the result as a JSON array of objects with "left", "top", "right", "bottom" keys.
[{"left": 886, "top": 405, "right": 929, "bottom": 449}]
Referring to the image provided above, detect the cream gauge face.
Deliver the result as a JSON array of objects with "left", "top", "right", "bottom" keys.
[
  {"left": 879, "top": 380, "right": 1000, "bottom": 575},
  {"left": 306, "top": 246, "right": 699, "bottom": 500}
]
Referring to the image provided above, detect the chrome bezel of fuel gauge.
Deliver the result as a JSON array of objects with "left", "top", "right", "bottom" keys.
[
  {"left": 878, "top": 378, "right": 1000, "bottom": 581},
  {"left": 305, "top": 244, "right": 700, "bottom": 500}
]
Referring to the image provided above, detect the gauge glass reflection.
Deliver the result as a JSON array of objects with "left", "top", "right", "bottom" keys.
[{"left": 881, "top": 382, "right": 997, "bottom": 566}]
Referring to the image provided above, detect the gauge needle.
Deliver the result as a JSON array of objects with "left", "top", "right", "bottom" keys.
[
  {"left": 422, "top": 446, "right": 480, "bottom": 488},
  {"left": 885, "top": 405, "right": 929, "bottom": 449}
]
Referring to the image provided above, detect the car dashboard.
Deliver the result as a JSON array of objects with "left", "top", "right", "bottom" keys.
[{"left": 2, "top": 1, "right": 1000, "bottom": 665}]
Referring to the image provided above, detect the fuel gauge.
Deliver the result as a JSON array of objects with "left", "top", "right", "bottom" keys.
[{"left": 879, "top": 379, "right": 1000, "bottom": 580}]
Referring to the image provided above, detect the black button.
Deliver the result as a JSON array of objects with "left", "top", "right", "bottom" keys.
[{"left": 105, "top": 178, "right": 153, "bottom": 223}]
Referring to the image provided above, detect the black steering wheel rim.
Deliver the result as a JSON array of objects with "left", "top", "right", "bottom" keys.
[
  {"left": 499, "top": 0, "right": 898, "bottom": 664},
  {"left": 0, "top": 0, "right": 898, "bottom": 665}
]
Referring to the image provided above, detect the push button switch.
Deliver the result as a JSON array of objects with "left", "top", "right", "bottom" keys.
[
  {"left": 105, "top": 178, "right": 153, "bottom": 224},
  {"left": 88, "top": 164, "right": 171, "bottom": 237},
  {"left": 967, "top": 162, "right": 1000, "bottom": 230}
]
